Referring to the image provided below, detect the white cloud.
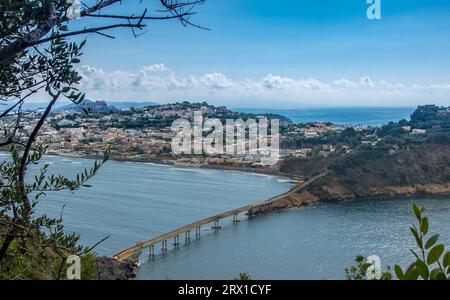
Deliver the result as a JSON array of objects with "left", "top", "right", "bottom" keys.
[
  {"left": 262, "top": 74, "right": 295, "bottom": 89},
  {"left": 332, "top": 79, "right": 357, "bottom": 89},
  {"left": 199, "top": 73, "right": 233, "bottom": 89},
  {"left": 359, "top": 76, "right": 375, "bottom": 88},
  {"left": 71, "top": 64, "right": 450, "bottom": 107},
  {"left": 141, "top": 64, "right": 170, "bottom": 72}
]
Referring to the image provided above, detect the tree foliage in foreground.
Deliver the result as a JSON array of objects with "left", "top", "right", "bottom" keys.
[
  {"left": 346, "top": 204, "right": 450, "bottom": 280},
  {"left": 0, "top": 145, "right": 109, "bottom": 279},
  {"left": 235, "top": 273, "right": 252, "bottom": 280},
  {"left": 1, "top": 0, "right": 205, "bottom": 279}
]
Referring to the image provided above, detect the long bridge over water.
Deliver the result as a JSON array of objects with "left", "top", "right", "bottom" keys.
[{"left": 113, "top": 172, "right": 327, "bottom": 262}]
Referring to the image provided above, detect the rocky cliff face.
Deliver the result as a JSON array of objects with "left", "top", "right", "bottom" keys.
[
  {"left": 95, "top": 257, "right": 138, "bottom": 280},
  {"left": 290, "top": 176, "right": 450, "bottom": 207},
  {"left": 252, "top": 144, "right": 450, "bottom": 214}
]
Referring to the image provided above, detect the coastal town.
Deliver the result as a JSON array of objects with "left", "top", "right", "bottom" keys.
[
  {"left": 2, "top": 101, "right": 441, "bottom": 172},
  {"left": 3, "top": 0, "right": 450, "bottom": 283}
]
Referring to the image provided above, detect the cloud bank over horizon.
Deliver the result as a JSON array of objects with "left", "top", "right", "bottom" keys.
[{"left": 37, "top": 63, "right": 450, "bottom": 108}]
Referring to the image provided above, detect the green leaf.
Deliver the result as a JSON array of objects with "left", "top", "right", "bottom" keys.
[
  {"left": 412, "top": 204, "right": 422, "bottom": 221},
  {"left": 410, "top": 227, "right": 423, "bottom": 249},
  {"left": 425, "top": 234, "right": 440, "bottom": 250},
  {"left": 394, "top": 265, "right": 405, "bottom": 280},
  {"left": 414, "top": 260, "right": 429, "bottom": 280},
  {"left": 427, "top": 244, "right": 445, "bottom": 265},
  {"left": 430, "top": 268, "right": 446, "bottom": 280},
  {"left": 405, "top": 263, "right": 420, "bottom": 280},
  {"left": 421, "top": 217, "right": 429, "bottom": 236},
  {"left": 443, "top": 252, "right": 450, "bottom": 269}
]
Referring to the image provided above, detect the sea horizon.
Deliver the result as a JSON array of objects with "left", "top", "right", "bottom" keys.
[
  {"left": 9, "top": 101, "right": 419, "bottom": 127},
  {"left": 234, "top": 106, "right": 416, "bottom": 126}
]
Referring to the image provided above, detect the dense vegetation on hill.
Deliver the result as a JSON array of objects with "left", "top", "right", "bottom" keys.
[
  {"left": 281, "top": 105, "right": 450, "bottom": 151},
  {"left": 279, "top": 105, "right": 450, "bottom": 204}
]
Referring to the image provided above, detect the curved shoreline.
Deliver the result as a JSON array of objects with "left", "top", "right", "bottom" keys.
[{"left": 36, "top": 151, "right": 303, "bottom": 181}]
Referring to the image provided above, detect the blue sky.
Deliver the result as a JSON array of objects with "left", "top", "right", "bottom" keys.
[{"left": 62, "top": 0, "right": 450, "bottom": 108}]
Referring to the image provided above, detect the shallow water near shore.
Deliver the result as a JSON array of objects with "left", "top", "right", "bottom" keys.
[{"left": 2, "top": 153, "right": 449, "bottom": 279}]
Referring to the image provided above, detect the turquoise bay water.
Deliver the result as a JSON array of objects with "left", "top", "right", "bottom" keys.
[
  {"left": 235, "top": 107, "right": 415, "bottom": 126},
  {"left": 4, "top": 153, "right": 447, "bottom": 279}
]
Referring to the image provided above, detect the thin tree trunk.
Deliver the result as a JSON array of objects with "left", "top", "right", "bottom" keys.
[
  {"left": 0, "top": 225, "right": 18, "bottom": 263},
  {"left": 0, "top": 93, "right": 60, "bottom": 263},
  {"left": 18, "top": 92, "right": 60, "bottom": 215}
]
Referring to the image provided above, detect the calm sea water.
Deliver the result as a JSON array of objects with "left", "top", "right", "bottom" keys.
[
  {"left": 136, "top": 196, "right": 450, "bottom": 279},
  {"left": 235, "top": 107, "right": 415, "bottom": 126},
  {"left": 16, "top": 155, "right": 293, "bottom": 258},
  {"left": 2, "top": 143, "right": 449, "bottom": 279}
]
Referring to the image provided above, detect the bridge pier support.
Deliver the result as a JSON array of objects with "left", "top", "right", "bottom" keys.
[
  {"left": 195, "top": 226, "right": 201, "bottom": 239},
  {"left": 185, "top": 231, "right": 191, "bottom": 244},
  {"left": 162, "top": 240, "right": 168, "bottom": 254},
  {"left": 173, "top": 235, "right": 180, "bottom": 247},
  {"left": 212, "top": 219, "right": 221, "bottom": 230},
  {"left": 232, "top": 214, "right": 240, "bottom": 223},
  {"left": 149, "top": 245, "right": 155, "bottom": 259}
]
